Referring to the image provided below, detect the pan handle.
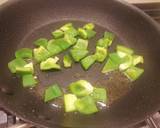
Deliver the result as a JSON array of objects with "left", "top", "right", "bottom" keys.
[
  {"left": 8, "top": 123, "right": 33, "bottom": 128},
  {"left": 146, "top": 116, "right": 160, "bottom": 128}
]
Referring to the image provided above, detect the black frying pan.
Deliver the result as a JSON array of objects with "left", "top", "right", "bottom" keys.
[{"left": 0, "top": 0, "right": 160, "bottom": 128}]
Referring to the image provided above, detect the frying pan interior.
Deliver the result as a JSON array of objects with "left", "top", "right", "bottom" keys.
[{"left": 0, "top": 0, "right": 160, "bottom": 128}]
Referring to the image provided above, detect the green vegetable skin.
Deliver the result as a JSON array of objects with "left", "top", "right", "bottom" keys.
[
  {"left": 123, "top": 66, "right": 144, "bottom": 81},
  {"left": 64, "top": 34, "right": 77, "bottom": 45},
  {"left": 52, "top": 29, "right": 64, "bottom": 38},
  {"left": 40, "top": 57, "right": 61, "bottom": 70},
  {"left": 95, "top": 46, "right": 107, "bottom": 62},
  {"left": 64, "top": 94, "right": 77, "bottom": 112},
  {"left": 116, "top": 45, "right": 134, "bottom": 55},
  {"left": 33, "top": 46, "right": 50, "bottom": 62},
  {"left": 15, "top": 48, "right": 32, "bottom": 59},
  {"left": 91, "top": 87, "right": 107, "bottom": 103},
  {"left": 16, "top": 62, "right": 34, "bottom": 75},
  {"left": 78, "top": 28, "right": 96, "bottom": 39},
  {"left": 69, "top": 80, "right": 94, "bottom": 97},
  {"left": 33, "top": 38, "right": 48, "bottom": 48},
  {"left": 44, "top": 84, "right": 63, "bottom": 102},
  {"left": 63, "top": 55, "right": 72, "bottom": 68},
  {"left": 8, "top": 58, "right": 27, "bottom": 73},
  {"left": 73, "top": 39, "right": 88, "bottom": 50},
  {"left": 75, "top": 96, "right": 98, "bottom": 114},
  {"left": 81, "top": 55, "right": 96, "bottom": 70},
  {"left": 83, "top": 23, "right": 95, "bottom": 30},
  {"left": 22, "top": 74, "right": 37, "bottom": 88}
]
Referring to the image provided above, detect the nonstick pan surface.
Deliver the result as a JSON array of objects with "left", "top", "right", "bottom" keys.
[{"left": 0, "top": 0, "right": 160, "bottom": 128}]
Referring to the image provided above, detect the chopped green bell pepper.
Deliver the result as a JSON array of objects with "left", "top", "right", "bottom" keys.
[
  {"left": 73, "top": 39, "right": 88, "bottom": 50},
  {"left": 123, "top": 66, "right": 144, "bottom": 81},
  {"left": 33, "top": 46, "right": 50, "bottom": 62},
  {"left": 86, "top": 29, "right": 96, "bottom": 39},
  {"left": 64, "top": 27, "right": 78, "bottom": 37},
  {"left": 60, "top": 23, "right": 73, "bottom": 31},
  {"left": 102, "top": 58, "right": 119, "bottom": 73},
  {"left": 81, "top": 55, "right": 96, "bottom": 70},
  {"left": 8, "top": 58, "right": 27, "bottom": 73},
  {"left": 83, "top": 23, "right": 95, "bottom": 30},
  {"left": 16, "top": 62, "right": 34, "bottom": 75},
  {"left": 116, "top": 45, "right": 134, "bottom": 55},
  {"left": 64, "top": 94, "right": 77, "bottom": 112},
  {"left": 70, "top": 49, "right": 89, "bottom": 62},
  {"left": 22, "top": 74, "right": 37, "bottom": 88},
  {"left": 91, "top": 87, "right": 107, "bottom": 103},
  {"left": 119, "top": 55, "right": 133, "bottom": 71},
  {"left": 69, "top": 80, "right": 94, "bottom": 97},
  {"left": 54, "top": 38, "right": 71, "bottom": 50},
  {"left": 44, "top": 84, "right": 63, "bottom": 102},
  {"left": 40, "top": 57, "right": 61, "bottom": 70},
  {"left": 95, "top": 46, "right": 107, "bottom": 62},
  {"left": 15, "top": 48, "right": 32, "bottom": 59},
  {"left": 63, "top": 55, "right": 72, "bottom": 68},
  {"left": 52, "top": 29, "right": 64, "bottom": 38},
  {"left": 104, "top": 32, "right": 115, "bottom": 46},
  {"left": 33, "top": 38, "right": 48, "bottom": 48},
  {"left": 133, "top": 55, "right": 144, "bottom": 66},
  {"left": 75, "top": 96, "right": 98, "bottom": 115},
  {"left": 64, "top": 34, "right": 77, "bottom": 45},
  {"left": 78, "top": 28, "right": 88, "bottom": 39}
]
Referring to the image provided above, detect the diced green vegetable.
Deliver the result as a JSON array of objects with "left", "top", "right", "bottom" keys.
[
  {"left": 64, "top": 94, "right": 77, "bottom": 112},
  {"left": 75, "top": 96, "right": 98, "bottom": 114},
  {"left": 73, "top": 39, "right": 88, "bottom": 50},
  {"left": 78, "top": 28, "right": 88, "bottom": 39},
  {"left": 133, "top": 55, "right": 144, "bottom": 66},
  {"left": 95, "top": 46, "right": 107, "bottom": 62},
  {"left": 109, "top": 53, "right": 125, "bottom": 65},
  {"left": 40, "top": 57, "right": 61, "bottom": 70},
  {"left": 15, "top": 48, "right": 32, "bottom": 59},
  {"left": 91, "top": 87, "right": 107, "bottom": 103},
  {"left": 33, "top": 38, "right": 48, "bottom": 48},
  {"left": 8, "top": 58, "right": 27, "bottom": 73},
  {"left": 83, "top": 23, "right": 95, "bottom": 30},
  {"left": 104, "top": 32, "right": 115, "bottom": 46},
  {"left": 119, "top": 55, "right": 133, "bottom": 71},
  {"left": 22, "top": 74, "right": 37, "bottom": 88},
  {"left": 116, "top": 45, "right": 134, "bottom": 55},
  {"left": 69, "top": 80, "right": 94, "bottom": 97},
  {"left": 102, "top": 58, "right": 119, "bottom": 73},
  {"left": 70, "top": 49, "right": 89, "bottom": 62},
  {"left": 60, "top": 23, "right": 73, "bottom": 31},
  {"left": 44, "top": 84, "right": 63, "bottom": 102},
  {"left": 63, "top": 55, "right": 72, "bottom": 68},
  {"left": 64, "top": 34, "right": 77, "bottom": 45},
  {"left": 81, "top": 55, "right": 96, "bottom": 70},
  {"left": 64, "top": 27, "right": 78, "bottom": 37},
  {"left": 96, "top": 38, "right": 109, "bottom": 48},
  {"left": 33, "top": 46, "right": 50, "bottom": 62},
  {"left": 16, "top": 62, "right": 34, "bottom": 75},
  {"left": 86, "top": 29, "right": 96, "bottom": 39},
  {"left": 47, "top": 39, "right": 62, "bottom": 56},
  {"left": 54, "top": 38, "right": 71, "bottom": 50},
  {"left": 52, "top": 29, "right": 64, "bottom": 38},
  {"left": 123, "top": 66, "right": 144, "bottom": 81}
]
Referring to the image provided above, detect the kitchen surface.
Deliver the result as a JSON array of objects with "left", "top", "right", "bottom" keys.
[{"left": 0, "top": 0, "right": 160, "bottom": 128}]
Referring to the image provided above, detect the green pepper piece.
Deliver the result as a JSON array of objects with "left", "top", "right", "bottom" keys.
[
  {"left": 47, "top": 39, "right": 62, "bottom": 56},
  {"left": 78, "top": 28, "right": 88, "bottom": 39},
  {"left": 73, "top": 39, "right": 88, "bottom": 50},
  {"left": 40, "top": 57, "right": 61, "bottom": 70},
  {"left": 69, "top": 80, "right": 94, "bottom": 97},
  {"left": 95, "top": 46, "right": 107, "bottom": 62},
  {"left": 60, "top": 23, "right": 73, "bottom": 31},
  {"left": 44, "top": 84, "right": 63, "bottom": 102},
  {"left": 64, "top": 27, "right": 78, "bottom": 37},
  {"left": 15, "top": 48, "right": 32, "bottom": 59},
  {"left": 64, "top": 94, "right": 77, "bottom": 112},
  {"left": 63, "top": 55, "right": 72, "bottom": 68},
  {"left": 52, "top": 29, "right": 64, "bottom": 38},
  {"left": 123, "top": 66, "right": 144, "bottom": 81},
  {"left": 22, "top": 74, "right": 37, "bottom": 88},
  {"left": 83, "top": 23, "right": 95, "bottom": 30},
  {"left": 54, "top": 38, "right": 71, "bottom": 50},
  {"left": 91, "top": 87, "right": 107, "bottom": 103},
  {"left": 33, "top": 38, "right": 48, "bottom": 48},
  {"left": 116, "top": 45, "right": 134, "bottom": 55},
  {"left": 81, "top": 55, "right": 96, "bottom": 70},
  {"left": 119, "top": 55, "right": 133, "bottom": 71},
  {"left": 8, "top": 58, "right": 27, "bottom": 73},
  {"left": 104, "top": 32, "right": 115, "bottom": 46},
  {"left": 86, "top": 29, "right": 96, "bottom": 39},
  {"left": 96, "top": 38, "right": 109, "bottom": 48},
  {"left": 102, "top": 58, "right": 119, "bottom": 73},
  {"left": 109, "top": 53, "right": 125, "bottom": 65},
  {"left": 75, "top": 96, "right": 98, "bottom": 115},
  {"left": 33, "top": 46, "right": 50, "bottom": 62},
  {"left": 64, "top": 34, "right": 77, "bottom": 45},
  {"left": 16, "top": 62, "right": 34, "bottom": 75},
  {"left": 133, "top": 55, "right": 144, "bottom": 66},
  {"left": 70, "top": 49, "right": 89, "bottom": 62}
]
